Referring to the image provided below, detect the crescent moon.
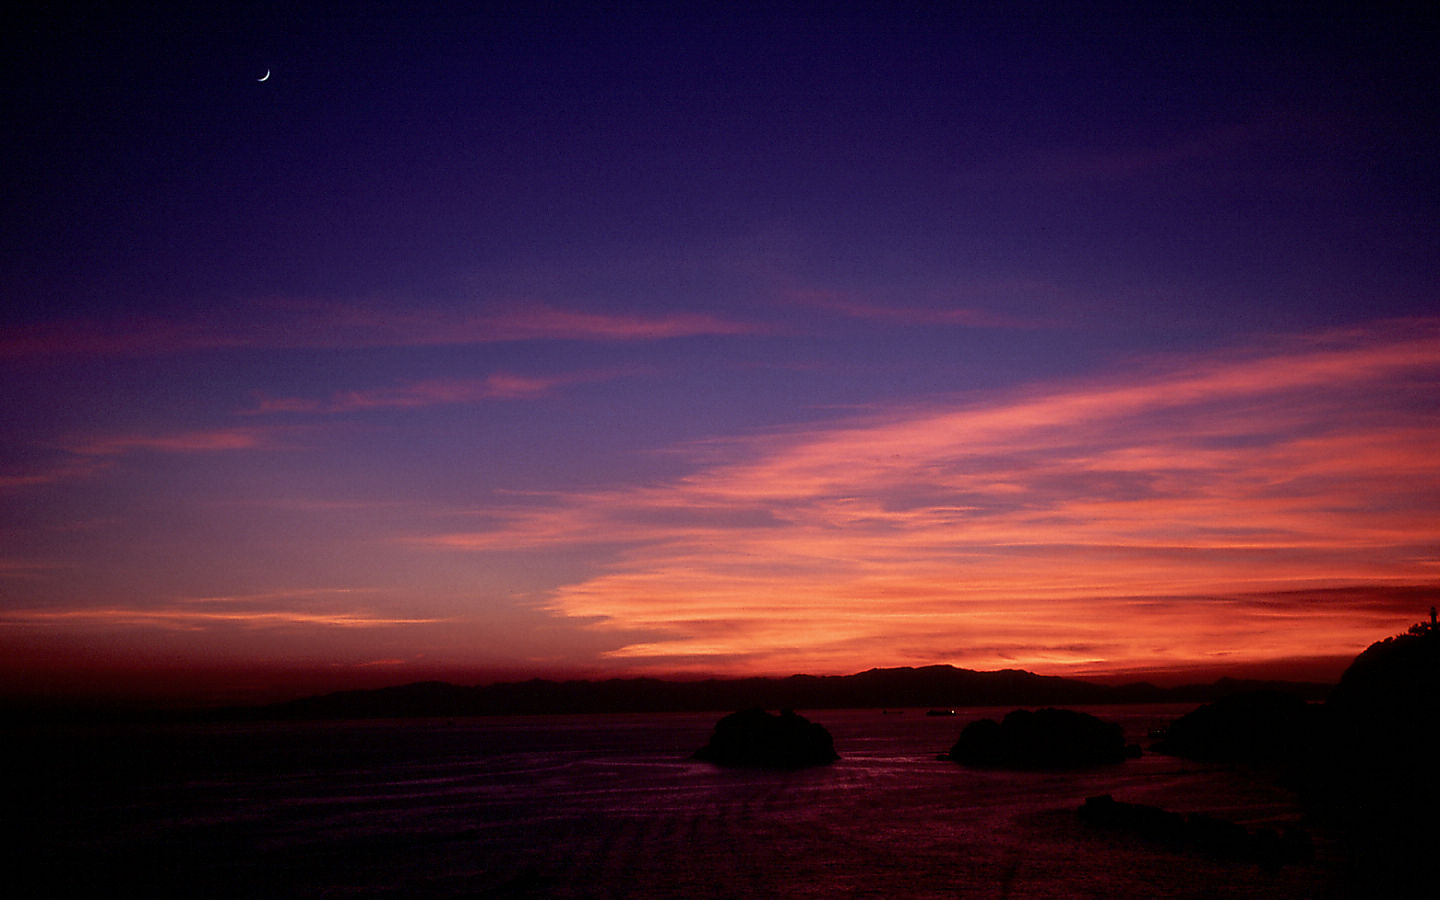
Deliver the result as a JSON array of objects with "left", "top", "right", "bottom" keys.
[{"left": 258, "top": 69, "right": 270, "bottom": 82}]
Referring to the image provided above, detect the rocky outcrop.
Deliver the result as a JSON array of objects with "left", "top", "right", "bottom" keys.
[
  {"left": 1326, "top": 625, "right": 1440, "bottom": 738},
  {"left": 1317, "top": 625, "right": 1440, "bottom": 894},
  {"left": 1078, "top": 794, "right": 1313, "bottom": 866},
  {"left": 692, "top": 708, "right": 839, "bottom": 768},
  {"left": 1149, "top": 622, "right": 1440, "bottom": 894},
  {"left": 946, "top": 707, "right": 1136, "bottom": 768},
  {"left": 1150, "top": 690, "right": 1317, "bottom": 763}
]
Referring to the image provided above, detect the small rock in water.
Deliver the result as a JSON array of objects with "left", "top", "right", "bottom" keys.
[
  {"left": 947, "top": 708, "right": 1131, "bottom": 768},
  {"left": 693, "top": 708, "right": 839, "bottom": 768},
  {"left": 1078, "top": 794, "right": 1313, "bottom": 866}
]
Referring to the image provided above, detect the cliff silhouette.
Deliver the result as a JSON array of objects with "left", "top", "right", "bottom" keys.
[
  {"left": 1147, "top": 618, "right": 1439, "bottom": 896},
  {"left": 1315, "top": 620, "right": 1439, "bottom": 895},
  {"left": 1326, "top": 618, "right": 1440, "bottom": 730}
]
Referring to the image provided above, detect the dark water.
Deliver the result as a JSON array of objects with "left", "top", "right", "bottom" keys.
[{"left": 9, "top": 706, "right": 1344, "bottom": 897}]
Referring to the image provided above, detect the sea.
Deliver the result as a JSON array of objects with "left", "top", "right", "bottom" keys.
[{"left": 8, "top": 705, "right": 1353, "bottom": 898}]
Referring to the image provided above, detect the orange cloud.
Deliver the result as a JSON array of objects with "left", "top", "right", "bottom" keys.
[
  {"left": 421, "top": 319, "right": 1440, "bottom": 678},
  {"left": 0, "top": 607, "right": 441, "bottom": 629},
  {"left": 0, "top": 587, "right": 444, "bottom": 631}
]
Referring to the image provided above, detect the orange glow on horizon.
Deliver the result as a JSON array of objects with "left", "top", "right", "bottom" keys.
[
  {"left": 11, "top": 7, "right": 1439, "bottom": 715},
  {"left": 420, "top": 322, "right": 1440, "bottom": 679},
  {"left": 6, "top": 320, "right": 1439, "bottom": 702}
]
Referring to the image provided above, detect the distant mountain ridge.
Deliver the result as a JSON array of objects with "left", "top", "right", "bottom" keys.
[{"left": 224, "top": 666, "right": 1333, "bottom": 721}]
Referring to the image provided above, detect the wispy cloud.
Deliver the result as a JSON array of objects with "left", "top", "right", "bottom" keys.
[
  {"left": 0, "top": 559, "right": 60, "bottom": 580},
  {"left": 0, "top": 301, "right": 758, "bottom": 360},
  {"left": 0, "top": 318, "right": 248, "bottom": 359},
  {"left": 68, "top": 427, "right": 277, "bottom": 456},
  {"left": 1, "top": 589, "right": 444, "bottom": 631},
  {"left": 418, "top": 319, "right": 1440, "bottom": 676},
  {"left": 0, "top": 607, "right": 442, "bottom": 629},
  {"left": 0, "top": 459, "right": 107, "bottom": 490},
  {"left": 3, "top": 429, "right": 283, "bottom": 493},
  {"left": 250, "top": 370, "right": 621, "bottom": 415},
  {"left": 1009, "top": 120, "right": 1282, "bottom": 183},
  {"left": 783, "top": 287, "right": 1051, "bottom": 328}
]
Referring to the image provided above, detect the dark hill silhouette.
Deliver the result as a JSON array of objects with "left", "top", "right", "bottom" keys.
[{"left": 219, "top": 666, "right": 1333, "bottom": 721}]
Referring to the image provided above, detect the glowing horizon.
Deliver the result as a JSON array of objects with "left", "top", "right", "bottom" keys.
[
  {"left": 5, "top": 6, "right": 1437, "bottom": 705},
  {"left": 419, "top": 320, "right": 1440, "bottom": 678},
  {"left": 6, "top": 317, "right": 1437, "bottom": 703}
]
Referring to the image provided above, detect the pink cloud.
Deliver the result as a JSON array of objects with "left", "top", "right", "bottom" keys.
[
  {"left": 0, "top": 460, "right": 107, "bottom": 490},
  {"left": 251, "top": 371, "right": 608, "bottom": 415},
  {"left": 293, "top": 301, "right": 756, "bottom": 346},
  {"left": 0, "top": 301, "right": 757, "bottom": 360},
  {"left": 0, "top": 589, "right": 444, "bottom": 631},
  {"left": 70, "top": 427, "right": 275, "bottom": 456},
  {"left": 783, "top": 288, "right": 1039, "bottom": 328},
  {"left": 0, "top": 559, "right": 59, "bottom": 580},
  {"left": 0, "top": 607, "right": 442, "bottom": 630},
  {"left": 0, "top": 318, "right": 247, "bottom": 360},
  {"left": 418, "top": 319, "right": 1440, "bottom": 678}
]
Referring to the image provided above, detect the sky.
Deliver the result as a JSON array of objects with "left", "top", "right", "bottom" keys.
[{"left": 3, "top": 2, "right": 1438, "bottom": 706}]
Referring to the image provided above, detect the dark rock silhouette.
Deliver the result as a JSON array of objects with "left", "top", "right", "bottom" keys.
[
  {"left": 1080, "top": 793, "right": 1188, "bottom": 844},
  {"left": 1147, "top": 619, "right": 1440, "bottom": 895},
  {"left": 1326, "top": 619, "right": 1440, "bottom": 735},
  {"left": 946, "top": 707, "right": 1134, "bottom": 768},
  {"left": 1150, "top": 690, "right": 1317, "bottom": 763},
  {"left": 1078, "top": 794, "right": 1313, "bottom": 866},
  {"left": 692, "top": 708, "right": 839, "bottom": 768},
  {"left": 1150, "top": 626, "right": 1438, "bottom": 772},
  {"left": 1314, "top": 622, "right": 1440, "bottom": 896}
]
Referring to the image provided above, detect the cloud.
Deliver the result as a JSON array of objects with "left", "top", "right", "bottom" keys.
[
  {"left": 0, "top": 301, "right": 758, "bottom": 360},
  {"left": 250, "top": 370, "right": 619, "bottom": 415},
  {"left": 419, "top": 318, "right": 1440, "bottom": 677},
  {"left": 783, "top": 287, "right": 1051, "bottom": 328},
  {"left": 3, "top": 429, "right": 283, "bottom": 493},
  {"left": 0, "top": 460, "right": 106, "bottom": 490},
  {"left": 0, "top": 589, "right": 444, "bottom": 631},
  {"left": 0, "top": 318, "right": 247, "bottom": 360},
  {"left": 68, "top": 427, "right": 276, "bottom": 456},
  {"left": 0, "top": 559, "right": 60, "bottom": 580},
  {"left": 433, "top": 304, "right": 756, "bottom": 342},
  {"left": 0, "top": 607, "right": 441, "bottom": 629},
  {"left": 1009, "top": 121, "right": 1281, "bottom": 183}
]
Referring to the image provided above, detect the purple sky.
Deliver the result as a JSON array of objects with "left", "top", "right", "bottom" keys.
[{"left": 4, "top": 4, "right": 1439, "bottom": 705}]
